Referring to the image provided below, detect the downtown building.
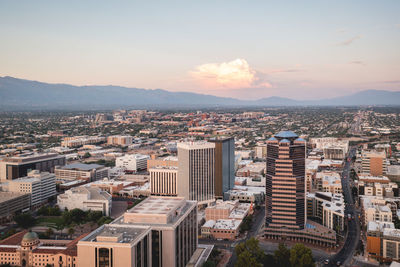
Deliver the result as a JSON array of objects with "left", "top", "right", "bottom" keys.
[
  {"left": 78, "top": 196, "right": 198, "bottom": 267},
  {"left": 0, "top": 153, "right": 65, "bottom": 181},
  {"left": 177, "top": 141, "right": 215, "bottom": 205},
  {"left": 209, "top": 137, "right": 235, "bottom": 199},
  {"left": 264, "top": 131, "right": 336, "bottom": 247}
]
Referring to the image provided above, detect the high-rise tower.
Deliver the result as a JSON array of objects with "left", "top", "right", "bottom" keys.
[
  {"left": 209, "top": 136, "right": 235, "bottom": 199},
  {"left": 265, "top": 131, "right": 306, "bottom": 230},
  {"left": 177, "top": 141, "right": 215, "bottom": 204}
]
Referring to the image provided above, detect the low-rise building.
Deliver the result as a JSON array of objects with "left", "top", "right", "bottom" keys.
[
  {"left": 224, "top": 186, "right": 265, "bottom": 204},
  {"left": 0, "top": 153, "right": 66, "bottom": 181},
  {"left": 205, "top": 200, "right": 250, "bottom": 221},
  {"left": 236, "top": 162, "right": 265, "bottom": 177},
  {"left": 6, "top": 170, "right": 56, "bottom": 208},
  {"left": 316, "top": 171, "right": 342, "bottom": 194},
  {"left": 149, "top": 166, "right": 178, "bottom": 197},
  {"left": 361, "top": 196, "right": 393, "bottom": 225},
  {"left": 61, "top": 136, "right": 105, "bottom": 148},
  {"left": 57, "top": 186, "right": 112, "bottom": 216},
  {"left": 0, "top": 192, "right": 30, "bottom": 222},
  {"left": 116, "top": 154, "right": 150, "bottom": 173},
  {"left": 55, "top": 163, "right": 109, "bottom": 182},
  {"left": 307, "top": 192, "right": 345, "bottom": 232},
  {"left": 107, "top": 135, "right": 133, "bottom": 147},
  {"left": 0, "top": 230, "right": 84, "bottom": 267}
]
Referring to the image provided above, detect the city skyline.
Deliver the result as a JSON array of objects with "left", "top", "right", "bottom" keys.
[{"left": 0, "top": 1, "right": 399, "bottom": 100}]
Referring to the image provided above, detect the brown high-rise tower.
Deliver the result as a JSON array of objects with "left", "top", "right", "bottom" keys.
[{"left": 265, "top": 131, "right": 306, "bottom": 230}]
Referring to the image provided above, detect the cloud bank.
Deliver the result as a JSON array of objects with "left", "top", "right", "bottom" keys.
[{"left": 190, "top": 59, "right": 271, "bottom": 89}]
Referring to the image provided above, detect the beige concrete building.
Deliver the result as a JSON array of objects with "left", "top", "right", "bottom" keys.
[
  {"left": 361, "top": 197, "right": 393, "bottom": 225},
  {"left": 147, "top": 156, "right": 178, "bottom": 169},
  {"left": 0, "top": 192, "right": 30, "bottom": 223},
  {"left": 6, "top": 170, "right": 56, "bottom": 208},
  {"left": 78, "top": 224, "right": 151, "bottom": 267},
  {"left": 361, "top": 150, "right": 388, "bottom": 176},
  {"left": 149, "top": 166, "right": 178, "bottom": 196},
  {"left": 0, "top": 153, "right": 65, "bottom": 181},
  {"left": 61, "top": 135, "right": 105, "bottom": 148},
  {"left": 95, "top": 196, "right": 198, "bottom": 267},
  {"left": 0, "top": 230, "right": 83, "bottom": 267},
  {"left": 55, "top": 163, "right": 109, "bottom": 182},
  {"left": 317, "top": 171, "right": 342, "bottom": 194},
  {"left": 178, "top": 142, "right": 215, "bottom": 205},
  {"left": 107, "top": 135, "right": 133, "bottom": 146},
  {"left": 57, "top": 186, "right": 112, "bottom": 216},
  {"left": 205, "top": 200, "right": 250, "bottom": 221}
]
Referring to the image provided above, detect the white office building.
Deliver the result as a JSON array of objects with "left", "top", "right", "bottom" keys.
[
  {"left": 57, "top": 186, "right": 112, "bottom": 216},
  {"left": 177, "top": 141, "right": 215, "bottom": 204},
  {"left": 116, "top": 154, "right": 150, "bottom": 172},
  {"left": 6, "top": 170, "right": 56, "bottom": 207}
]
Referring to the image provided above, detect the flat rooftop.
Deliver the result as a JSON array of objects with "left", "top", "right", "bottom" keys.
[
  {"left": 60, "top": 163, "right": 104, "bottom": 171},
  {"left": 127, "top": 197, "right": 184, "bottom": 215},
  {"left": 115, "top": 196, "right": 196, "bottom": 226},
  {"left": 81, "top": 225, "right": 150, "bottom": 244}
]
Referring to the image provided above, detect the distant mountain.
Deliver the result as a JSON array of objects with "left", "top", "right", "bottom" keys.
[{"left": 0, "top": 76, "right": 399, "bottom": 110}]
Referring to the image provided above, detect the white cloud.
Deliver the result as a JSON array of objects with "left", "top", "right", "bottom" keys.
[{"left": 190, "top": 58, "right": 271, "bottom": 89}]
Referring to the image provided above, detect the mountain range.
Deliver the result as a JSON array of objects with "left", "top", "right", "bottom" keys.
[{"left": 0, "top": 76, "right": 399, "bottom": 110}]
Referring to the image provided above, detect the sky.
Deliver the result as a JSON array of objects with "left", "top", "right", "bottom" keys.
[{"left": 0, "top": 0, "right": 399, "bottom": 100}]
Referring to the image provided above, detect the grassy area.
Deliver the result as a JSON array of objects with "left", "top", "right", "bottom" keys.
[{"left": 36, "top": 216, "right": 64, "bottom": 227}]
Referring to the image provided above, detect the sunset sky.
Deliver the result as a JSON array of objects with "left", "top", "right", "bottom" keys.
[{"left": 0, "top": 0, "right": 399, "bottom": 100}]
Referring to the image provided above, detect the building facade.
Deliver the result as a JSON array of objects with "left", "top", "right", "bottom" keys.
[
  {"left": 0, "top": 192, "right": 30, "bottom": 223},
  {"left": 107, "top": 135, "right": 133, "bottom": 146},
  {"left": 149, "top": 166, "right": 178, "bottom": 197},
  {"left": 7, "top": 170, "right": 56, "bottom": 208},
  {"left": 265, "top": 131, "right": 306, "bottom": 230},
  {"left": 121, "top": 197, "right": 197, "bottom": 267},
  {"left": 57, "top": 186, "right": 112, "bottom": 216},
  {"left": 0, "top": 153, "right": 65, "bottom": 181},
  {"left": 55, "top": 163, "right": 109, "bottom": 182},
  {"left": 209, "top": 137, "right": 235, "bottom": 199},
  {"left": 361, "top": 150, "right": 388, "bottom": 176},
  {"left": 116, "top": 154, "right": 150, "bottom": 173},
  {"left": 177, "top": 142, "right": 215, "bottom": 204}
]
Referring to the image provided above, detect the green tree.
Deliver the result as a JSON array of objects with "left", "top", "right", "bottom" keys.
[
  {"left": 236, "top": 250, "right": 262, "bottom": 267},
  {"left": 45, "top": 228, "right": 54, "bottom": 238},
  {"left": 14, "top": 213, "right": 36, "bottom": 229},
  {"left": 83, "top": 152, "right": 91, "bottom": 158},
  {"left": 68, "top": 227, "right": 75, "bottom": 239},
  {"left": 289, "top": 243, "right": 315, "bottom": 267},
  {"left": 274, "top": 243, "right": 291, "bottom": 267},
  {"left": 234, "top": 238, "right": 264, "bottom": 267}
]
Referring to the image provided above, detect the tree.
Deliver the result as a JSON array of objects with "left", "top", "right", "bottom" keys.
[
  {"left": 289, "top": 243, "right": 315, "bottom": 267},
  {"left": 274, "top": 243, "right": 291, "bottom": 267},
  {"left": 14, "top": 213, "right": 36, "bottom": 229},
  {"left": 234, "top": 238, "right": 264, "bottom": 267},
  {"left": 83, "top": 152, "right": 91, "bottom": 158},
  {"left": 239, "top": 215, "right": 253, "bottom": 233},
  {"left": 68, "top": 227, "right": 75, "bottom": 239},
  {"left": 45, "top": 228, "right": 54, "bottom": 238},
  {"left": 236, "top": 250, "right": 262, "bottom": 267},
  {"left": 263, "top": 254, "right": 277, "bottom": 267}
]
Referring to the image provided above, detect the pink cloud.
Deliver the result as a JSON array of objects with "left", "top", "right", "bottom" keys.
[{"left": 190, "top": 58, "right": 272, "bottom": 90}]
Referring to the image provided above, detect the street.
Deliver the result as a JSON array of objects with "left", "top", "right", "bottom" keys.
[{"left": 326, "top": 147, "right": 360, "bottom": 266}]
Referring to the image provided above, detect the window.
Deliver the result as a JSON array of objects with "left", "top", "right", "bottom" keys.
[{"left": 98, "top": 248, "right": 110, "bottom": 267}]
